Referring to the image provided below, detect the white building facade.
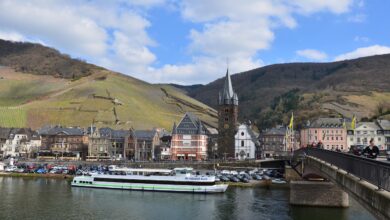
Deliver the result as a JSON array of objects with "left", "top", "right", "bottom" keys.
[
  {"left": 347, "top": 121, "right": 386, "bottom": 150},
  {"left": 2, "top": 128, "right": 41, "bottom": 158},
  {"left": 234, "top": 124, "right": 258, "bottom": 160}
]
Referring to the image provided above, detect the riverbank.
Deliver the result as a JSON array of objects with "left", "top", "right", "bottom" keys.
[{"left": 0, "top": 172, "right": 73, "bottom": 179}]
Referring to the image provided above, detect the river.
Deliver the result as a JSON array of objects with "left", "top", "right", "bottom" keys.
[{"left": 0, "top": 177, "right": 375, "bottom": 220}]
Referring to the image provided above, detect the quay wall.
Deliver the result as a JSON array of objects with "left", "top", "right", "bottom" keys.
[{"left": 12, "top": 159, "right": 286, "bottom": 170}]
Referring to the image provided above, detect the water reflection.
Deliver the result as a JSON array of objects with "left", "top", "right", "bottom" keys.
[{"left": 0, "top": 177, "right": 376, "bottom": 220}]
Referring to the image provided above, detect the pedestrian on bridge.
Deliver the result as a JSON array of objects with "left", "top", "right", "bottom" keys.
[{"left": 362, "top": 138, "right": 379, "bottom": 159}]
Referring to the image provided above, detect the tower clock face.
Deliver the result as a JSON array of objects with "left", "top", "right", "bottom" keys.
[{"left": 224, "top": 124, "right": 229, "bottom": 129}]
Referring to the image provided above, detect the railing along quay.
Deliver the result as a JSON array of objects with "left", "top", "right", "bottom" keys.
[{"left": 295, "top": 148, "right": 390, "bottom": 192}]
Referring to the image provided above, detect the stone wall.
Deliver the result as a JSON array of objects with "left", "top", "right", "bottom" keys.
[{"left": 290, "top": 181, "right": 349, "bottom": 207}]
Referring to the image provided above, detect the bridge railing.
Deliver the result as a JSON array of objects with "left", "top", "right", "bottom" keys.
[{"left": 297, "top": 148, "right": 390, "bottom": 191}]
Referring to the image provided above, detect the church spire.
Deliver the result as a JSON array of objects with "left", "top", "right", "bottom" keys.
[
  {"left": 223, "top": 68, "right": 234, "bottom": 99},
  {"left": 219, "top": 68, "right": 238, "bottom": 106}
]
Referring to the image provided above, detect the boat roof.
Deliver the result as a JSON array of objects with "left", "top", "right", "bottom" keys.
[
  {"left": 173, "top": 167, "right": 193, "bottom": 171},
  {"left": 112, "top": 168, "right": 173, "bottom": 173}
]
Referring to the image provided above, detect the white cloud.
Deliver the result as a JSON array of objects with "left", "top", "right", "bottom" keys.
[
  {"left": 0, "top": 0, "right": 356, "bottom": 84},
  {"left": 0, "top": 0, "right": 158, "bottom": 77},
  {"left": 148, "top": 56, "right": 263, "bottom": 85},
  {"left": 0, "top": 30, "right": 26, "bottom": 42},
  {"left": 296, "top": 49, "right": 328, "bottom": 61},
  {"left": 0, "top": 1, "right": 108, "bottom": 57},
  {"left": 167, "top": 0, "right": 353, "bottom": 83},
  {"left": 334, "top": 45, "right": 390, "bottom": 61},
  {"left": 289, "top": 0, "right": 353, "bottom": 14}
]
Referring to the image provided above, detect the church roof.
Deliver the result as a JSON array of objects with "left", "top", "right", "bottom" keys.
[
  {"left": 219, "top": 69, "right": 238, "bottom": 106},
  {"left": 223, "top": 69, "right": 234, "bottom": 99}
]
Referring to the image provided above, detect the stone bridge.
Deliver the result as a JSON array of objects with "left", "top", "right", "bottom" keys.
[{"left": 291, "top": 148, "right": 390, "bottom": 220}]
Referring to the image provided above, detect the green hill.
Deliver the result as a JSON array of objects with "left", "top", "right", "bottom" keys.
[
  {"left": 180, "top": 54, "right": 390, "bottom": 128},
  {"left": 0, "top": 40, "right": 217, "bottom": 130}
]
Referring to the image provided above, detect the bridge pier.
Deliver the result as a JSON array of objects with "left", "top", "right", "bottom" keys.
[
  {"left": 290, "top": 181, "right": 349, "bottom": 207},
  {"left": 306, "top": 155, "right": 390, "bottom": 220},
  {"left": 285, "top": 165, "right": 302, "bottom": 181}
]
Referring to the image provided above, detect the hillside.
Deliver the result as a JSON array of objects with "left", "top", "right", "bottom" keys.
[
  {"left": 0, "top": 40, "right": 217, "bottom": 130},
  {"left": 181, "top": 54, "right": 390, "bottom": 128}
]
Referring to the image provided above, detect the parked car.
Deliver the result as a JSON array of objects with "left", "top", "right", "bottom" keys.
[
  {"left": 219, "top": 176, "right": 230, "bottom": 182},
  {"left": 350, "top": 145, "right": 365, "bottom": 156},
  {"left": 4, "top": 166, "right": 17, "bottom": 172},
  {"left": 240, "top": 177, "right": 250, "bottom": 183},
  {"left": 242, "top": 173, "right": 253, "bottom": 180},
  {"left": 252, "top": 174, "right": 262, "bottom": 180},
  {"left": 229, "top": 176, "right": 240, "bottom": 182},
  {"left": 15, "top": 168, "right": 25, "bottom": 173},
  {"left": 221, "top": 170, "right": 230, "bottom": 175},
  {"left": 35, "top": 168, "right": 46, "bottom": 174},
  {"left": 230, "top": 171, "right": 238, "bottom": 175}
]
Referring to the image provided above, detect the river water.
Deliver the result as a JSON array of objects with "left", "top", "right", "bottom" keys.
[{"left": 0, "top": 177, "right": 375, "bottom": 220}]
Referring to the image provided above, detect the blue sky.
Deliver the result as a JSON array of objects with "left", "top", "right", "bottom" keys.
[{"left": 0, "top": 0, "right": 389, "bottom": 84}]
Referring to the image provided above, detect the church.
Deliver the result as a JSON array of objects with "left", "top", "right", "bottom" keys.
[{"left": 217, "top": 69, "right": 239, "bottom": 159}]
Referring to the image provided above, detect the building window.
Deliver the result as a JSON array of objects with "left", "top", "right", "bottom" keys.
[
  {"left": 241, "top": 141, "right": 244, "bottom": 147},
  {"left": 241, "top": 132, "right": 244, "bottom": 136},
  {"left": 378, "top": 137, "right": 381, "bottom": 142},
  {"left": 247, "top": 153, "right": 249, "bottom": 157},
  {"left": 315, "top": 130, "right": 317, "bottom": 134},
  {"left": 236, "top": 153, "right": 238, "bottom": 157},
  {"left": 225, "top": 118, "right": 229, "bottom": 122},
  {"left": 336, "top": 137, "right": 338, "bottom": 140},
  {"left": 350, "top": 137, "right": 353, "bottom": 141}
]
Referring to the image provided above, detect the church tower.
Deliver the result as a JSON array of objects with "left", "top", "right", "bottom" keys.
[{"left": 217, "top": 69, "right": 238, "bottom": 159}]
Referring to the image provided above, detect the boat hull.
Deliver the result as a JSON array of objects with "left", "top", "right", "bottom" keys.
[
  {"left": 71, "top": 181, "right": 228, "bottom": 193},
  {"left": 71, "top": 175, "right": 228, "bottom": 193}
]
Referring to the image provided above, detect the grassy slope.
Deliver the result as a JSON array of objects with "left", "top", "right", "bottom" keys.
[
  {"left": 184, "top": 54, "right": 390, "bottom": 125},
  {"left": 0, "top": 67, "right": 217, "bottom": 130}
]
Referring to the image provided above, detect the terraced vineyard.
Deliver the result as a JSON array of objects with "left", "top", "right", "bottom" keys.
[
  {"left": 0, "top": 107, "right": 26, "bottom": 127},
  {"left": 0, "top": 67, "right": 217, "bottom": 130}
]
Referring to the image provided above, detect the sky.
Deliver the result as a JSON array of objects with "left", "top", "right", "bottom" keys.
[{"left": 0, "top": 0, "right": 389, "bottom": 85}]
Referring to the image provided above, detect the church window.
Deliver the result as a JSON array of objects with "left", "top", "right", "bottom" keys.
[
  {"left": 225, "top": 118, "right": 229, "bottom": 122},
  {"left": 241, "top": 132, "right": 244, "bottom": 136},
  {"left": 241, "top": 141, "right": 244, "bottom": 147},
  {"left": 225, "top": 109, "right": 229, "bottom": 113}
]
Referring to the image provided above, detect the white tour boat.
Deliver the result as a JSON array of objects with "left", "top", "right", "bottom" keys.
[{"left": 71, "top": 167, "right": 228, "bottom": 193}]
